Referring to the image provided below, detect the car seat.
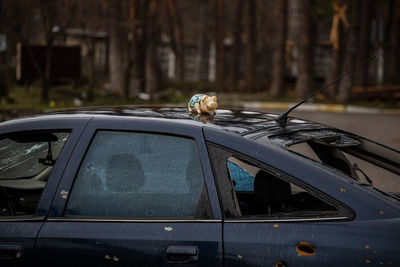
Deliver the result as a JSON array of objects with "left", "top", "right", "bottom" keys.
[
  {"left": 105, "top": 153, "right": 145, "bottom": 192},
  {"left": 254, "top": 170, "right": 291, "bottom": 215}
]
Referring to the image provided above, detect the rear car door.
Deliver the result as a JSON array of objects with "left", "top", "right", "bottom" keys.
[
  {"left": 205, "top": 127, "right": 400, "bottom": 266},
  {"left": 35, "top": 117, "right": 223, "bottom": 266},
  {"left": 0, "top": 117, "right": 89, "bottom": 266}
]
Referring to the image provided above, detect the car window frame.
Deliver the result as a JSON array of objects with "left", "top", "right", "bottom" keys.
[
  {"left": 48, "top": 117, "right": 222, "bottom": 222},
  {"left": 207, "top": 142, "right": 355, "bottom": 222},
  {"left": 64, "top": 129, "right": 213, "bottom": 219},
  {"left": 0, "top": 117, "right": 91, "bottom": 221},
  {"left": 0, "top": 130, "right": 71, "bottom": 180}
]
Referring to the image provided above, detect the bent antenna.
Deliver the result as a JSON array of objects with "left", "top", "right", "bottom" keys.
[{"left": 275, "top": 55, "right": 376, "bottom": 126}]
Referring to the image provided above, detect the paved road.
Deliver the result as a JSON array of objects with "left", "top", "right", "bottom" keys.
[{"left": 262, "top": 110, "right": 400, "bottom": 150}]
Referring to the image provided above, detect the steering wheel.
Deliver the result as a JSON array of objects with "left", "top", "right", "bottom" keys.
[{"left": 0, "top": 186, "right": 16, "bottom": 216}]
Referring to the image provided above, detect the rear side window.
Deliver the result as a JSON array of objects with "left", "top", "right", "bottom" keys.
[
  {"left": 207, "top": 144, "right": 352, "bottom": 220},
  {"left": 0, "top": 131, "right": 70, "bottom": 216},
  {"left": 65, "top": 131, "right": 211, "bottom": 218},
  {"left": 227, "top": 157, "right": 338, "bottom": 218}
]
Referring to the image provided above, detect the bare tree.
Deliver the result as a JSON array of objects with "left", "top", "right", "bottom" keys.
[
  {"left": 270, "top": 0, "right": 287, "bottom": 97},
  {"left": 3, "top": 0, "right": 76, "bottom": 102},
  {"left": 386, "top": 0, "right": 400, "bottom": 84},
  {"left": 165, "top": 0, "right": 184, "bottom": 81},
  {"left": 294, "top": 0, "right": 315, "bottom": 100},
  {"left": 327, "top": 0, "right": 348, "bottom": 99},
  {"left": 124, "top": 0, "right": 142, "bottom": 100},
  {"left": 230, "top": 0, "right": 243, "bottom": 90},
  {"left": 74, "top": 0, "right": 107, "bottom": 101},
  {"left": 144, "top": 0, "right": 161, "bottom": 95},
  {"left": 337, "top": 0, "right": 360, "bottom": 103},
  {"left": 38, "top": 1, "right": 57, "bottom": 102},
  {"left": 244, "top": 0, "right": 256, "bottom": 92},
  {"left": 354, "top": 0, "right": 373, "bottom": 87},
  {"left": 108, "top": 0, "right": 128, "bottom": 95},
  {"left": 194, "top": 0, "right": 210, "bottom": 81},
  {"left": 214, "top": 0, "right": 225, "bottom": 90}
]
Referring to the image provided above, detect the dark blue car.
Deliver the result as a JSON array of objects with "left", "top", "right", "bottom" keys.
[{"left": 0, "top": 107, "right": 399, "bottom": 266}]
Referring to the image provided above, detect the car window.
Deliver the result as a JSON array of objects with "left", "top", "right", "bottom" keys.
[
  {"left": 227, "top": 157, "right": 338, "bottom": 218},
  {"left": 65, "top": 131, "right": 211, "bottom": 218},
  {"left": 227, "top": 160, "right": 255, "bottom": 192},
  {"left": 289, "top": 138, "right": 400, "bottom": 202},
  {"left": 0, "top": 132, "right": 69, "bottom": 179},
  {"left": 0, "top": 131, "right": 70, "bottom": 216}
]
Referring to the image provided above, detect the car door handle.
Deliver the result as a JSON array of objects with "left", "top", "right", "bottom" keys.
[
  {"left": 166, "top": 245, "right": 198, "bottom": 264},
  {"left": 0, "top": 243, "right": 23, "bottom": 260}
]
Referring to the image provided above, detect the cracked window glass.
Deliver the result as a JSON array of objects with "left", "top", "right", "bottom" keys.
[
  {"left": 65, "top": 131, "right": 211, "bottom": 218},
  {"left": 0, "top": 131, "right": 70, "bottom": 216},
  {"left": 0, "top": 132, "right": 69, "bottom": 179}
]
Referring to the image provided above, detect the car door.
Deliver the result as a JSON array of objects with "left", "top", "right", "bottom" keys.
[
  {"left": 35, "top": 117, "right": 223, "bottom": 266},
  {"left": 0, "top": 118, "right": 90, "bottom": 267},
  {"left": 204, "top": 127, "right": 400, "bottom": 266},
  {"left": 207, "top": 143, "right": 360, "bottom": 266}
]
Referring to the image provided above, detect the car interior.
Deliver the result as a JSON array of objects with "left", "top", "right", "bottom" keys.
[
  {"left": 227, "top": 158, "right": 338, "bottom": 218},
  {"left": 0, "top": 131, "right": 69, "bottom": 216},
  {"left": 65, "top": 139, "right": 212, "bottom": 218}
]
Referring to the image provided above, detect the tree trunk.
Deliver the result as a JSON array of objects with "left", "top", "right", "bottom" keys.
[
  {"left": 87, "top": 39, "right": 96, "bottom": 101},
  {"left": 214, "top": 0, "right": 225, "bottom": 90},
  {"left": 122, "top": 0, "right": 138, "bottom": 100},
  {"left": 41, "top": 42, "right": 52, "bottom": 103},
  {"left": 327, "top": 0, "right": 350, "bottom": 98},
  {"left": 354, "top": 0, "right": 373, "bottom": 87},
  {"left": 327, "top": 22, "right": 344, "bottom": 99},
  {"left": 194, "top": 0, "right": 209, "bottom": 81},
  {"left": 337, "top": 1, "right": 360, "bottom": 103},
  {"left": 166, "top": 0, "right": 184, "bottom": 81},
  {"left": 230, "top": 0, "right": 243, "bottom": 90},
  {"left": 144, "top": 0, "right": 160, "bottom": 95},
  {"left": 136, "top": 0, "right": 149, "bottom": 94},
  {"left": 387, "top": 0, "right": 400, "bottom": 83},
  {"left": 270, "top": 0, "right": 287, "bottom": 97},
  {"left": 123, "top": 52, "right": 133, "bottom": 100},
  {"left": 244, "top": 0, "right": 256, "bottom": 92},
  {"left": 109, "top": 0, "right": 125, "bottom": 93},
  {"left": 134, "top": 32, "right": 146, "bottom": 95},
  {"left": 294, "top": 0, "right": 315, "bottom": 100}
]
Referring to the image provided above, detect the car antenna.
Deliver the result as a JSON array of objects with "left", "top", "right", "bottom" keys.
[{"left": 275, "top": 55, "right": 376, "bottom": 126}]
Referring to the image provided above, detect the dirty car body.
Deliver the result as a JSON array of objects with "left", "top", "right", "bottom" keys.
[{"left": 0, "top": 107, "right": 399, "bottom": 267}]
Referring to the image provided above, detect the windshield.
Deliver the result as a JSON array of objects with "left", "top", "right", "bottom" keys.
[
  {"left": 257, "top": 130, "right": 400, "bottom": 200},
  {"left": 0, "top": 131, "right": 70, "bottom": 179}
]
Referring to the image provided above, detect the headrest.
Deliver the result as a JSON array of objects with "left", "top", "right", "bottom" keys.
[
  {"left": 254, "top": 170, "right": 291, "bottom": 207},
  {"left": 105, "top": 153, "right": 145, "bottom": 192}
]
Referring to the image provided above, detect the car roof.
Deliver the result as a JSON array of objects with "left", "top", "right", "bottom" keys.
[{"left": 1, "top": 106, "right": 331, "bottom": 139}]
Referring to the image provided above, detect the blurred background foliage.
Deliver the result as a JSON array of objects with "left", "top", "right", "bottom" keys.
[{"left": 0, "top": 0, "right": 399, "bottom": 113}]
